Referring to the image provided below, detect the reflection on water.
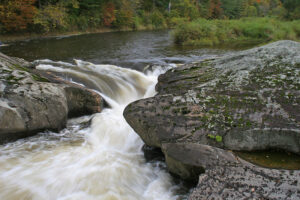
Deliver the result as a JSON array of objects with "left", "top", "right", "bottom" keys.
[{"left": 0, "top": 30, "right": 228, "bottom": 71}]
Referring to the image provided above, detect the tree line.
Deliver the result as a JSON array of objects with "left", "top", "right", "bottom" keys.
[{"left": 0, "top": 0, "right": 299, "bottom": 33}]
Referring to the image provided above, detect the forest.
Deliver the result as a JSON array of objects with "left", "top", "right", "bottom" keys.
[{"left": 0, "top": 0, "right": 299, "bottom": 34}]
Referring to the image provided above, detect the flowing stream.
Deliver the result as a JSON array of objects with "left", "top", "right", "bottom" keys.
[
  {"left": 0, "top": 60, "right": 181, "bottom": 200},
  {"left": 0, "top": 30, "right": 230, "bottom": 199}
]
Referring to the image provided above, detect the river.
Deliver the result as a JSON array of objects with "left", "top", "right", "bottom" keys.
[{"left": 0, "top": 30, "right": 227, "bottom": 200}]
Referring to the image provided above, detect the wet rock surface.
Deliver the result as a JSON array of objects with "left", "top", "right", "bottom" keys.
[
  {"left": 124, "top": 41, "right": 300, "bottom": 199},
  {"left": 0, "top": 53, "right": 103, "bottom": 143}
]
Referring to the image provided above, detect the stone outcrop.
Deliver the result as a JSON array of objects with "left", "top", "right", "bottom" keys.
[
  {"left": 123, "top": 41, "right": 300, "bottom": 199},
  {"left": 165, "top": 143, "right": 300, "bottom": 200},
  {"left": 0, "top": 53, "right": 103, "bottom": 143},
  {"left": 124, "top": 40, "right": 300, "bottom": 153}
]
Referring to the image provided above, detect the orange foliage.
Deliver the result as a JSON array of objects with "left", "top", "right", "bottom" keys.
[
  {"left": 102, "top": 2, "right": 116, "bottom": 27},
  {"left": 0, "top": 0, "right": 37, "bottom": 32},
  {"left": 208, "top": 0, "right": 223, "bottom": 19}
]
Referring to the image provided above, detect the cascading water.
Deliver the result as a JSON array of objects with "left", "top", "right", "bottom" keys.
[{"left": 0, "top": 60, "right": 181, "bottom": 200}]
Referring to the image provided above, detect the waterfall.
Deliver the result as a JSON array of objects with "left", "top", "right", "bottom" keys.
[{"left": 0, "top": 60, "right": 180, "bottom": 200}]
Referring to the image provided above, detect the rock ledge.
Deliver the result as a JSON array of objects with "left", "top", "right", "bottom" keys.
[
  {"left": 124, "top": 41, "right": 300, "bottom": 199},
  {"left": 0, "top": 53, "right": 103, "bottom": 143}
]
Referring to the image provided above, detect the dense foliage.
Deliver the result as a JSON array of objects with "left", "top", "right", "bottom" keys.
[
  {"left": 0, "top": 0, "right": 299, "bottom": 34},
  {"left": 174, "top": 17, "right": 300, "bottom": 46}
]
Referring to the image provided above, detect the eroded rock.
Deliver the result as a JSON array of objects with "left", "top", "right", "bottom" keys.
[
  {"left": 0, "top": 52, "right": 103, "bottom": 143},
  {"left": 162, "top": 143, "right": 300, "bottom": 199},
  {"left": 124, "top": 40, "right": 300, "bottom": 153},
  {"left": 123, "top": 41, "right": 300, "bottom": 199}
]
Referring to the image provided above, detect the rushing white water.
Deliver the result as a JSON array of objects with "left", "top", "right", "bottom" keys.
[{"left": 0, "top": 61, "right": 180, "bottom": 200}]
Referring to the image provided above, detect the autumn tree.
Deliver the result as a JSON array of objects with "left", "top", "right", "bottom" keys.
[
  {"left": 102, "top": 2, "right": 116, "bottom": 27},
  {"left": 208, "top": 0, "right": 223, "bottom": 19},
  {"left": 0, "top": 0, "right": 37, "bottom": 32},
  {"left": 34, "top": 3, "right": 67, "bottom": 32}
]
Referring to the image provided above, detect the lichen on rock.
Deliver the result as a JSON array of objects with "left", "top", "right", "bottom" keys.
[{"left": 123, "top": 40, "right": 300, "bottom": 199}]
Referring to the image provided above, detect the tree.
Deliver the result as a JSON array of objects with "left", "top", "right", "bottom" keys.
[
  {"left": 245, "top": 5, "right": 258, "bottom": 16},
  {"left": 208, "top": 0, "right": 223, "bottom": 19},
  {"left": 0, "top": 0, "right": 37, "bottom": 32},
  {"left": 282, "top": 0, "right": 300, "bottom": 19},
  {"left": 34, "top": 3, "right": 67, "bottom": 32},
  {"left": 102, "top": 2, "right": 116, "bottom": 26},
  {"left": 221, "top": 0, "right": 247, "bottom": 19},
  {"left": 114, "top": 0, "right": 135, "bottom": 28}
]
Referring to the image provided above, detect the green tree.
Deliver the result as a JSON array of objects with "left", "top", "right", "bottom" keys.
[
  {"left": 114, "top": 0, "right": 135, "bottom": 28},
  {"left": 245, "top": 5, "right": 258, "bottom": 16},
  {"left": 282, "top": 0, "right": 300, "bottom": 19},
  {"left": 34, "top": 3, "right": 67, "bottom": 32},
  {"left": 221, "top": 0, "right": 247, "bottom": 19}
]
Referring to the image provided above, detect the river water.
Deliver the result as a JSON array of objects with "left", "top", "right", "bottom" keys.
[{"left": 0, "top": 30, "right": 227, "bottom": 200}]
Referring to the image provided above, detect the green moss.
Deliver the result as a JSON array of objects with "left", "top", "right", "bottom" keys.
[
  {"left": 162, "top": 105, "right": 171, "bottom": 111},
  {"left": 5, "top": 75, "right": 23, "bottom": 84},
  {"left": 12, "top": 64, "right": 30, "bottom": 72},
  {"left": 215, "top": 135, "right": 222, "bottom": 142},
  {"left": 207, "top": 134, "right": 223, "bottom": 143},
  {"left": 32, "top": 74, "right": 49, "bottom": 82},
  {"left": 1, "top": 69, "right": 12, "bottom": 73},
  {"left": 207, "top": 134, "right": 215, "bottom": 139}
]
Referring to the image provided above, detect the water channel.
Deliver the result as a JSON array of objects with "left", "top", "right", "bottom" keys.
[{"left": 0, "top": 30, "right": 228, "bottom": 200}]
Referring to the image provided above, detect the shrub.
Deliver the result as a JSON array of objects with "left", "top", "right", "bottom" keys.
[
  {"left": 114, "top": 9, "right": 134, "bottom": 28},
  {"left": 173, "top": 17, "right": 300, "bottom": 47},
  {"left": 150, "top": 10, "right": 166, "bottom": 28},
  {"left": 133, "top": 16, "right": 144, "bottom": 30},
  {"left": 167, "top": 17, "right": 189, "bottom": 28},
  {"left": 34, "top": 4, "right": 67, "bottom": 32}
]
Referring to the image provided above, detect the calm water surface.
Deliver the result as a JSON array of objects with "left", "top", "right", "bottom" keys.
[{"left": 1, "top": 30, "right": 228, "bottom": 70}]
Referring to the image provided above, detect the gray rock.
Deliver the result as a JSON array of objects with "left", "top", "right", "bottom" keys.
[
  {"left": 162, "top": 143, "right": 300, "bottom": 199},
  {"left": 124, "top": 40, "right": 300, "bottom": 153},
  {"left": 0, "top": 52, "right": 103, "bottom": 143},
  {"left": 162, "top": 143, "right": 238, "bottom": 181},
  {"left": 123, "top": 41, "right": 300, "bottom": 199}
]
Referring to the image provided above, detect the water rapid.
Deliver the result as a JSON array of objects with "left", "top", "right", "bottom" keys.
[{"left": 0, "top": 60, "right": 180, "bottom": 200}]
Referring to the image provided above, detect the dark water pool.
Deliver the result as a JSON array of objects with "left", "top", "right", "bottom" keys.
[{"left": 0, "top": 30, "right": 229, "bottom": 71}]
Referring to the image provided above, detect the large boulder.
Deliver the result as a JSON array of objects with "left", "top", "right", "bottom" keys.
[
  {"left": 0, "top": 53, "right": 103, "bottom": 143},
  {"left": 124, "top": 40, "right": 300, "bottom": 153},
  {"left": 123, "top": 41, "right": 300, "bottom": 199}
]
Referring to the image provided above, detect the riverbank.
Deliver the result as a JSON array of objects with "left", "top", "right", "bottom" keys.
[
  {"left": 173, "top": 18, "right": 300, "bottom": 47},
  {"left": 0, "top": 26, "right": 165, "bottom": 43}
]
